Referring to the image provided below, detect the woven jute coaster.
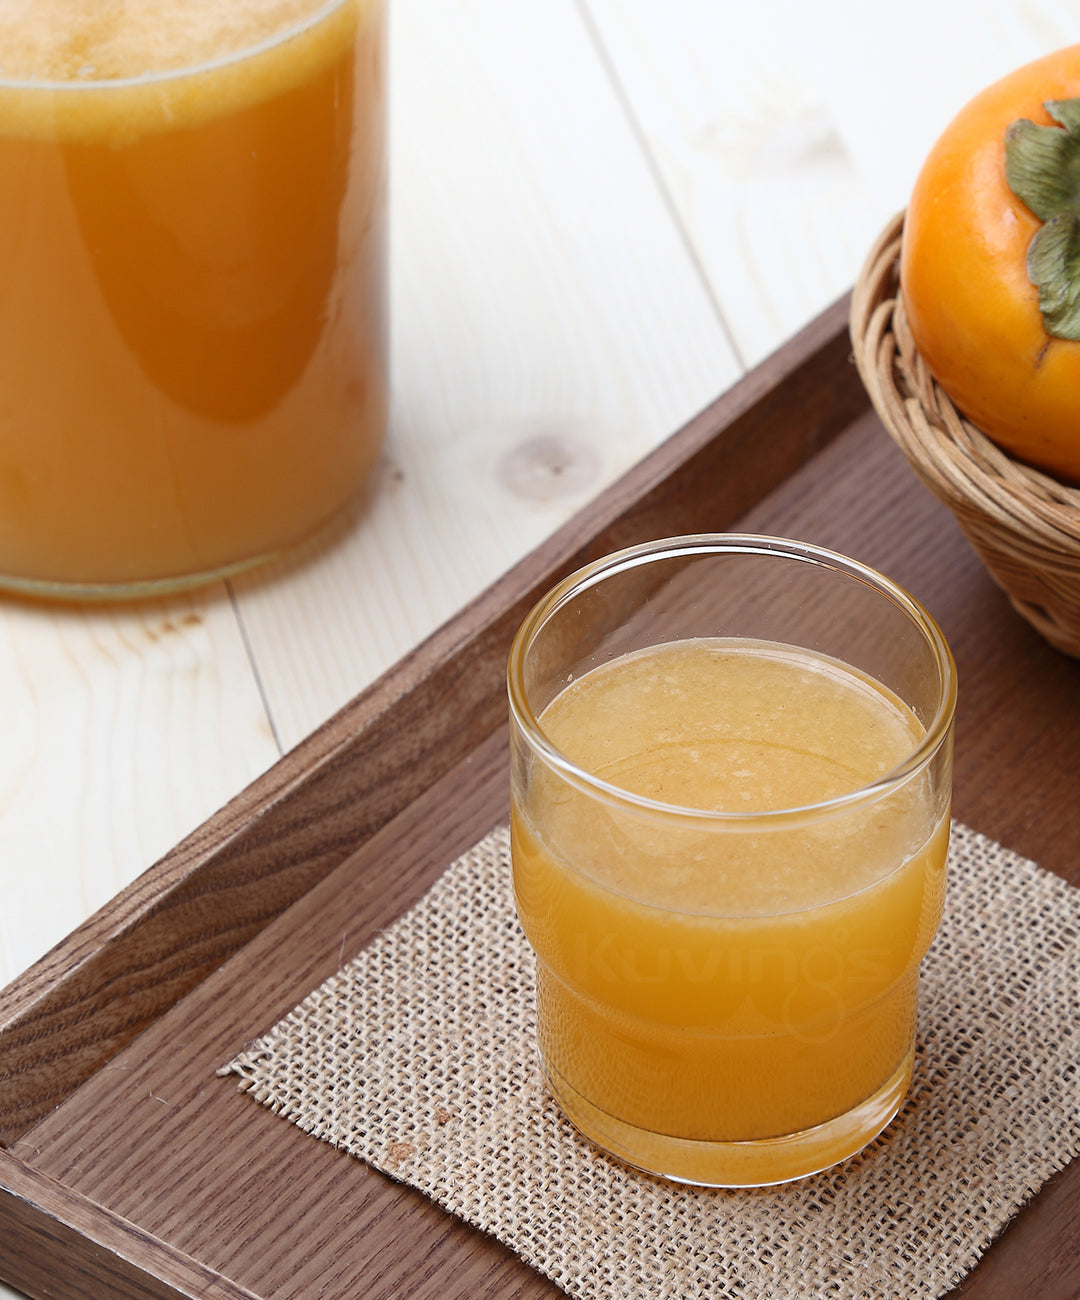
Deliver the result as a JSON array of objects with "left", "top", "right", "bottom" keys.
[{"left": 223, "top": 823, "right": 1080, "bottom": 1299}]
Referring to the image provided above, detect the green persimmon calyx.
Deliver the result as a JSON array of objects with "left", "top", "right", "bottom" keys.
[{"left": 1005, "top": 97, "right": 1080, "bottom": 341}]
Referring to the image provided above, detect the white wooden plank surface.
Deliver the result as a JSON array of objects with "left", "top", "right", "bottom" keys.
[
  {"left": 583, "top": 0, "right": 1080, "bottom": 367},
  {"left": 2, "top": 10, "right": 1080, "bottom": 1293},
  {"left": 0, "top": 590, "right": 277, "bottom": 980}
]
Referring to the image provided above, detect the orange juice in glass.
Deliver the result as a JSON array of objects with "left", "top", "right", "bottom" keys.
[
  {"left": 508, "top": 535, "right": 956, "bottom": 1185},
  {"left": 0, "top": 0, "right": 386, "bottom": 596}
]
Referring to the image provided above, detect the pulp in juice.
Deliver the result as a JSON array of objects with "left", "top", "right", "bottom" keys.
[{"left": 0, "top": 0, "right": 386, "bottom": 589}]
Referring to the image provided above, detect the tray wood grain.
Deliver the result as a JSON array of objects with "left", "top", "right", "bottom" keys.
[{"left": 1, "top": 297, "right": 1078, "bottom": 1300}]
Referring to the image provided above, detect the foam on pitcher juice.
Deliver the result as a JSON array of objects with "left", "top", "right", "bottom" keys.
[
  {"left": 0, "top": 0, "right": 370, "bottom": 142},
  {"left": 0, "top": 0, "right": 342, "bottom": 78}
]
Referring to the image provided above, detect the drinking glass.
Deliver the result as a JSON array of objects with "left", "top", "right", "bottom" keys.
[{"left": 507, "top": 534, "right": 957, "bottom": 1185}]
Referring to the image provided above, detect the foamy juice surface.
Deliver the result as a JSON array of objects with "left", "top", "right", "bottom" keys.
[
  {"left": 530, "top": 637, "right": 932, "bottom": 916},
  {"left": 0, "top": 0, "right": 371, "bottom": 143},
  {"left": 0, "top": 0, "right": 346, "bottom": 80}
]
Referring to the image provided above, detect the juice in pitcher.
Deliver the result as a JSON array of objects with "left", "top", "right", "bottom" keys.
[
  {"left": 0, "top": 0, "right": 387, "bottom": 595},
  {"left": 508, "top": 536, "right": 957, "bottom": 1186}
]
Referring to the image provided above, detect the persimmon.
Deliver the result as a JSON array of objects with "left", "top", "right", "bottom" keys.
[{"left": 900, "top": 45, "right": 1080, "bottom": 484}]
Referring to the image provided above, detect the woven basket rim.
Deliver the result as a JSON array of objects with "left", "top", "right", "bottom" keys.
[{"left": 850, "top": 211, "right": 1080, "bottom": 656}]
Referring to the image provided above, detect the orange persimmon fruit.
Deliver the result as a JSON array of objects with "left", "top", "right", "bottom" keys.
[{"left": 900, "top": 45, "right": 1080, "bottom": 484}]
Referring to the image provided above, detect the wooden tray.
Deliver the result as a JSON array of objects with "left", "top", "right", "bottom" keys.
[{"left": 2, "top": 297, "right": 1078, "bottom": 1300}]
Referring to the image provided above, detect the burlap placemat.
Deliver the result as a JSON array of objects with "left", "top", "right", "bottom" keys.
[{"left": 223, "top": 823, "right": 1080, "bottom": 1299}]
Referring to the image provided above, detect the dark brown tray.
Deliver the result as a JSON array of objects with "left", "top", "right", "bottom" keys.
[{"left": 2, "top": 297, "right": 1078, "bottom": 1300}]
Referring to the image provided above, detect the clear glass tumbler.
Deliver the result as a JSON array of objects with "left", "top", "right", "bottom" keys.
[{"left": 508, "top": 534, "right": 957, "bottom": 1186}]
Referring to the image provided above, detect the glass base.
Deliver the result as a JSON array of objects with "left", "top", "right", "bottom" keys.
[
  {"left": 544, "top": 1040, "right": 915, "bottom": 1188},
  {"left": 0, "top": 553, "right": 273, "bottom": 603}
]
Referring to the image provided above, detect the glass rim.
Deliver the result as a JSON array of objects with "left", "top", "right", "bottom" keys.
[
  {"left": 0, "top": 0, "right": 352, "bottom": 92},
  {"left": 507, "top": 533, "right": 958, "bottom": 827}
]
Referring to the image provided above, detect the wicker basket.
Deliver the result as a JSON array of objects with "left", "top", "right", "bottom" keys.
[{"left": 850, "top": 210, "right": 1080, "bottom": 658}]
